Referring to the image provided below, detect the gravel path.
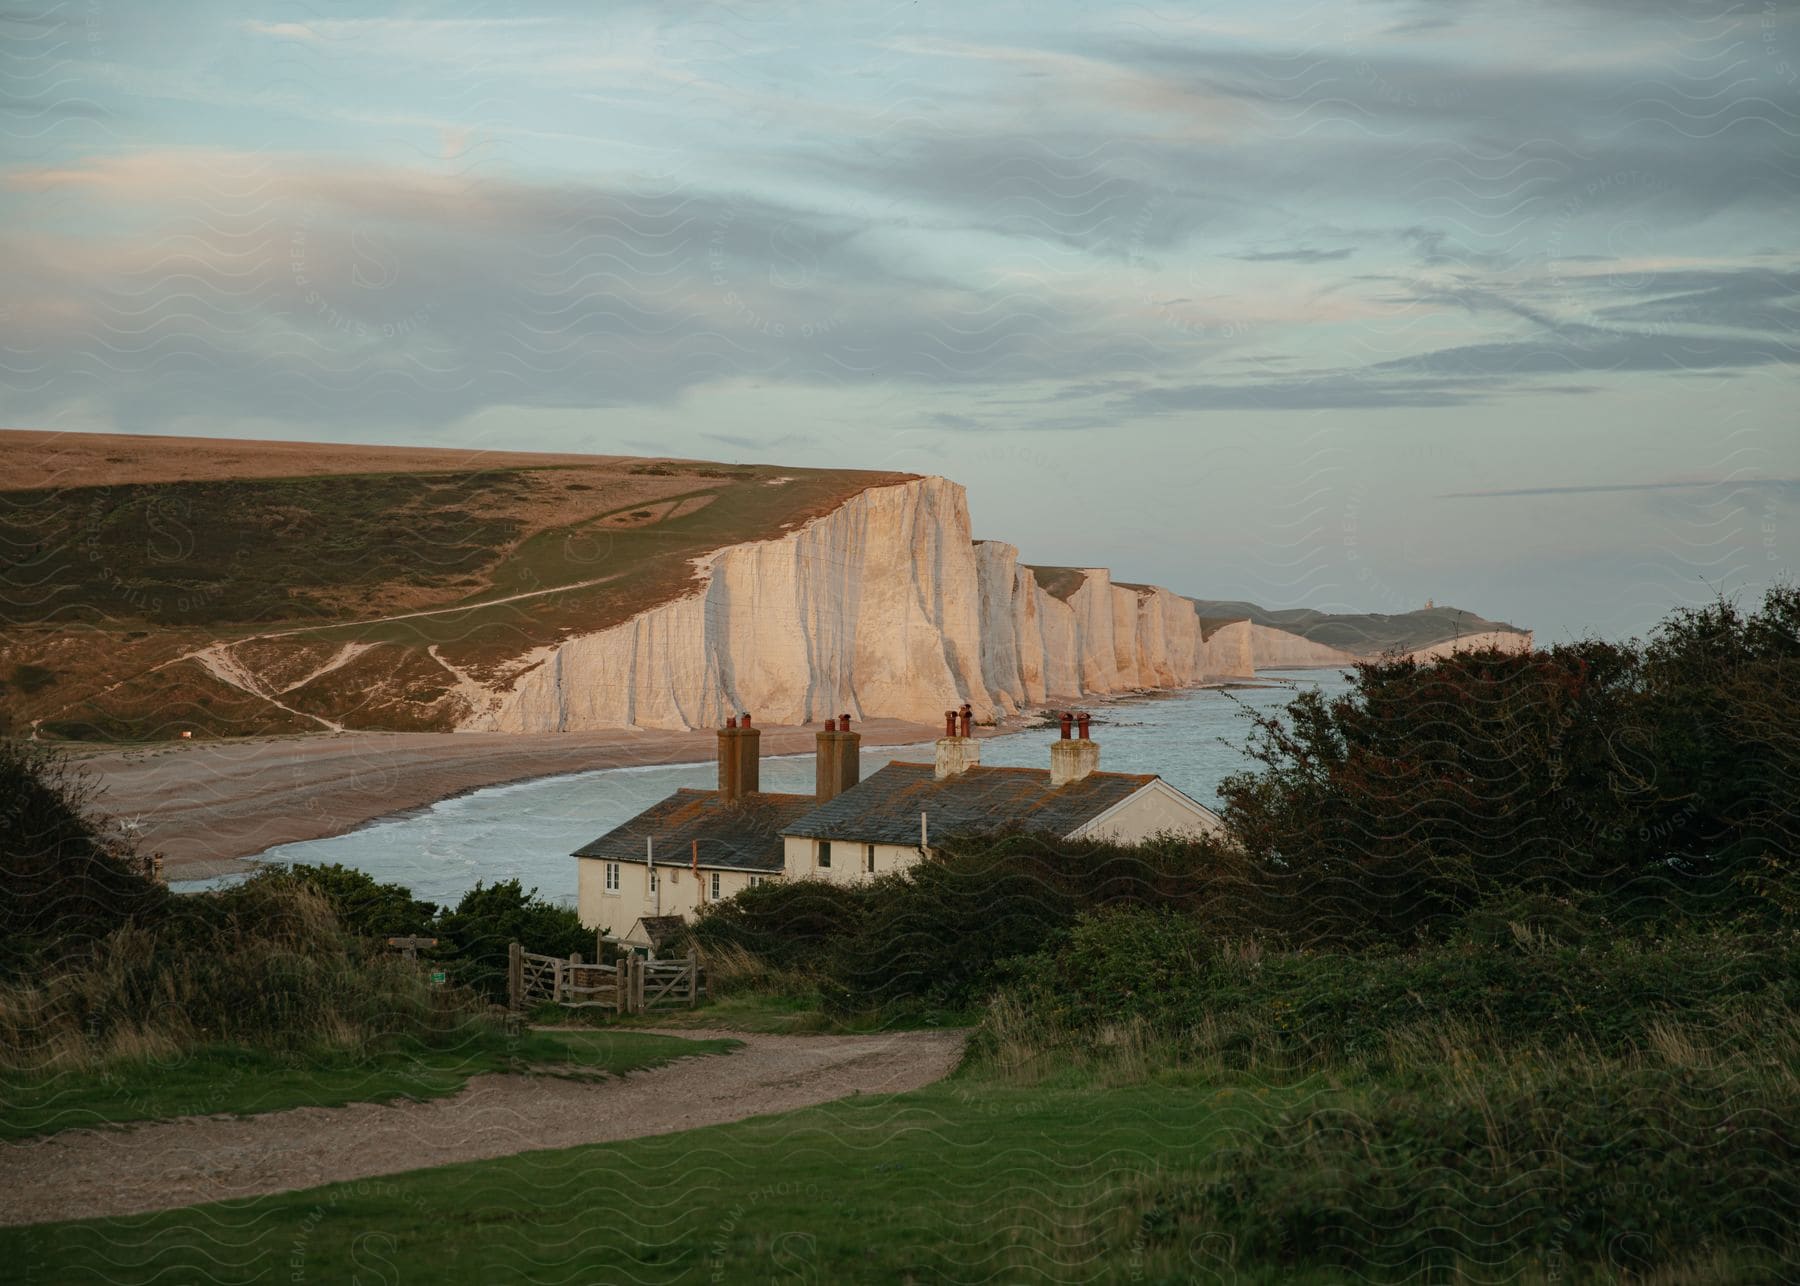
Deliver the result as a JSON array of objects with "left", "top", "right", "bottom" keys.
[{"left": 0, "top": 1028, "right": 966, "bottom": 1227}]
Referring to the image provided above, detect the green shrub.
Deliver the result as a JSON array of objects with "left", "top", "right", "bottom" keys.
[
  {"left": 819, "top": 831, "right": 1244, "bottom": 1016},
  {"left": 983, "top": 906, "right": 1213, "bottom": 1032},
  {"left": 984, "top": 907, "right": 1798, "bottom": 1070},
  {"left": 434, "top": 879, "right": 590, "bottom": 1001},
  {"left": 1152, "top": 1066, "right": 1800, "bottom": 1276},
  {"left": 0, "top": 738, "right": 166, "bottom": 971},
  {"left": 263, "top": 863, "right": 439, "bottom": 940},
  {"left": 1217, "top": 585, "right": 1800, "bottom": 942},
  {"left": 0, "top": 880, "right": 483, "bottom": 1069},
  {"left": 689, "top": 877, "right": 868, "bottom": 973}
]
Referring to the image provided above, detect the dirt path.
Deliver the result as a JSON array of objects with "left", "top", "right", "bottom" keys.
[{"left": 0, "top": 1027, "right": 967, "bottom": 1227}]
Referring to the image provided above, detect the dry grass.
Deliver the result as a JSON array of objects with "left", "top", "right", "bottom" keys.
[
  {"left": 0, "top": 886, "right": 477, "bottom": 1075},
  {"left": 692, "top": 941, "right": 818, "bottom": 1002},
  {"left": 6, "top": 433, "right": 918, "bottom": 737},
  {"left": 0, "top": 429, "right": 643, "bottom": 491}
]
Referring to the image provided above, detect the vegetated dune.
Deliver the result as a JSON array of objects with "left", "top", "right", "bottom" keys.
[{"left": 3, "top": 433, "right": 1530, "bottom": 740}]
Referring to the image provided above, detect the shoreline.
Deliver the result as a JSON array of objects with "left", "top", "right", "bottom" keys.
[
  {"left": 72, "top": 717, "right": 1002, "bottom": 881},
  {"left": 71, "top": 678, "right": 1302, "bottom": 883}
]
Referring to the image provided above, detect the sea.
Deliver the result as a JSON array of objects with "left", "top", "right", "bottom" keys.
[{"left": 174, "top": 669, "right": 1353, "bottom": 908}]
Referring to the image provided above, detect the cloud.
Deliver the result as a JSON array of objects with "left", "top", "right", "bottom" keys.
[
  {"left": 1442, "top": 479, "right": 1800, "bottom": 499},
  {"left": 6, "top": 5, "right": 1797, "bottom": 442},
  {"left": 0, "top": 151, "right": 1187, "bottom": 430},
  {"left": 1233, "top": 247, "right": 1354, "bottom": 263}
]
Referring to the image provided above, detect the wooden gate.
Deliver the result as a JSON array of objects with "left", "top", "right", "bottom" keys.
[
  {"left": 508, "top": 943, "right": 702, "bottom": 1015},
  {"left": 639, "top": 956, "right": 702, "bottom": 1010}
]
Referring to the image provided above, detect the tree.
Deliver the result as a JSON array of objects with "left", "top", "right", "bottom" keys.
[
  {"left": 1216, "top": 588, "right": 1800, "bottom": 941},
  {"left": 0, "top": 738, "right": 165, "bottom": 970},
  {"left": 434, "top": 879, "right": 590, "bottom": 1001}
]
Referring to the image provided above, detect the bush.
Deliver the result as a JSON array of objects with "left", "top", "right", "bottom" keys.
[
  {"left": 983, "top": 906, "right": 1798, "bottom": 1071},
  {"left": 265, "top": 863, "right": 439, "bottom": 940},
  {"left": 689, "top": 877, "right": 868, "bottom": 973},
  {"left": 434, "top": 879, "right": 590, "bottom": 1001},
  {"left": 0, "top": 739, "right": 165, "bottom": 970},
  {"left": 0, "top": 880, "right": 483, "bottom": 1070},
  {"left": 1217, "top": 586, "right": 1800, "bottom": 943},
  {"left": 976, "top": 906, "right": 1214, "bottom": 1033},
  {"left": 1154, "top": 1066, "right": 1800, "bottom": 1276},
  {"left": 821, "top": 831, "right": 1242, "bottom": 1016}
]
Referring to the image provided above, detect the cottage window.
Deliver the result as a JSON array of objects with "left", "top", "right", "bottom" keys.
[
  {"left": 648, "top": 870, "right": 659, "bottom": 894},
  {"left": 748, "top": 875, "right": 766, "bottom": 888},
  {"left": 817, "top": 840, "right": 831, "bottom": 868},
  {"left": 710, "top": 872, "right": 721, "bottom": 899},
  {"left": 604, "top": 862, "right": 620, "bottom": 893},
  {"left": 866, "top": 843, "right": 876, "bottom": 872}
]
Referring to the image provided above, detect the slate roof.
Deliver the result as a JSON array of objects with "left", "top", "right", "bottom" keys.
[
  {"left": 781, "top": 762, "right": 1159, "bottom": 846},
  {"left": 571, "top": 789, "right": 816, "bottom": 873},
  {"left": 627, "top": 915, "right": 688, "bottom": 948}
]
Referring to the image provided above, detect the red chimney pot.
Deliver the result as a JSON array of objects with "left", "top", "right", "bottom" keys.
[
  {"left": 824, "top": 716, "right": 837, "bottom": 732},
  {"left": 944, "top": 710, "right": 957, "bottom": 738},
  {"left": 740, "top": 712, "right": 753, "bottom": 727},
  {"left": 840, "top": 712, "right": 851, "bottom": 728},
  {"left": 1077, "top": 711, "right": 1091, "bottom": 740}
]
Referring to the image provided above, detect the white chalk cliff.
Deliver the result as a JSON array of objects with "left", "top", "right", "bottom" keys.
[{"left": 464, "top": 477, "right": 1523, "bottom": 733}]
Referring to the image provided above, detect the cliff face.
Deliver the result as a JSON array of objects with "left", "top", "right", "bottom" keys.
[
  {"left": 464, "top": 476, "right": 1509, "bottom": 733},
  {"left": 473, "top": 477, "right": 990, "bottom": 732},
  {"left": 1403, "top": 630, "right": 1535, "bottom": 663},
  {"left": 1245, "top": 623, "right": 1362, "bottom": 669}
]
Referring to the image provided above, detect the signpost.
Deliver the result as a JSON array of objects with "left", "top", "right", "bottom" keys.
[{"left": 386, "top": 936, "right": 438, "bottom": 962}]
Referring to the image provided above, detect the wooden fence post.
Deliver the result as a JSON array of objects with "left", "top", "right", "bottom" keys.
[
  {"left": 507, "top": 942, "right": 523, "bottom": 1012},
  {"left": 596, "top": 928, "right": 606, "bottom": 967},
  {"left": 687, "top": 948, "right": 699, "bottom": 1008},
  {"left": 633, "top": 955, "right": 646, "bottom": 1014},
  {"left": 616, "top": 954, "right": 630, "bottom": 1017}
]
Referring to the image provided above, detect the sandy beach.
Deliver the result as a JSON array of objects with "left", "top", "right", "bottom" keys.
[{"left": 68, "top": 718, "right": 990, "bottom": 880}]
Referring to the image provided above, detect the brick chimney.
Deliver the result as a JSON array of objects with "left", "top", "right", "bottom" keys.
[
  {"left": 1050, "top": 710, "right": 1099, "bottom": 787},
  {"left": 815, "top": 712, "right": 862, "bottom": 803},
  {"left": 936, "top": 705, "right": 981, "bottom": 780},
  {"left": 736, "top": 712, "right": 760, "bottom": 797},
  {"left": 717, "top": 714, "right": 742, "bottom": 801}
]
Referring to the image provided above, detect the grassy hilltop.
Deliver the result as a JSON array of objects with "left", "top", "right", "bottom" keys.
[
  {"left": 1187, "top": 597, "right": 1526, "bottom": 655},
  {"left": 0, "top": 432, "right": 914, "bottom": 740}
]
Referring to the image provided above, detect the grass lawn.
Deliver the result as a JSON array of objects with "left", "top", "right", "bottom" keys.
[
  {"left": 0, "top": 1065, "right": 1318, "bottom": 1284},
  {"left": 0, "top": 1029, "right": 737, "bottom": 1141}
]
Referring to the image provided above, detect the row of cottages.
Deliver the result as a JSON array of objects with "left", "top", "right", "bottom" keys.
[{"left": 571, "top": 707, "right": 1224, "bottom": 933}]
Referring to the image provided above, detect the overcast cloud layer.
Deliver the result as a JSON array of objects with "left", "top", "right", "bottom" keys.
[{"left": 3, "top": 0, "right": 1796, "bottom": 639}]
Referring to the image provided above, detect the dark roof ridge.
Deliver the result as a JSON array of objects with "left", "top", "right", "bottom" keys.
[
  {"left": 784, "top": 760, "right": 1170, "bottom": 844},
  {"left": 664, "top": 786, "right": 821, "bottom": 805},
  {"left": 887, "top": 760, "right": 1158, "bottom": 785}
]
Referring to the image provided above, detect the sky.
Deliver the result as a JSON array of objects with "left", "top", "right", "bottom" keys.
[{"left": 3, "top": 0, "right": 1797, "bottom": 643}]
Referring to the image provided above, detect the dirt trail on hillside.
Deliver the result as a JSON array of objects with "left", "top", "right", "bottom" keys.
[{"left": 0, "top": 1027, "right": 967, "bottom": 1227}]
